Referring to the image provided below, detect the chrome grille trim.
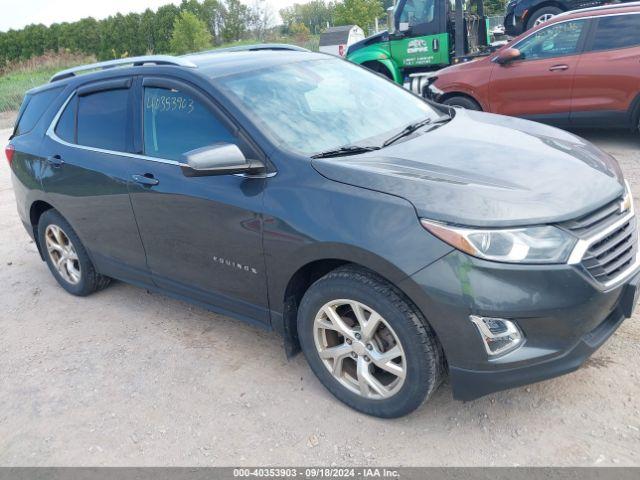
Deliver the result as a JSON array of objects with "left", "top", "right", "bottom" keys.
[{"left": 564, "top": 183, "right": 640, "bottom": 289}]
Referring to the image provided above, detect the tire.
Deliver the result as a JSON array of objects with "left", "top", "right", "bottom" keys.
[
  {"left": 526, "top": 6, "right": 563, "bottom": 31},
  {"left": 38, "top": 209, "right": 111, "bottom": 296},
  {"left": 297, "top": 266, "right": 444, "bottom": 418},
  {"left": 442, "top": 95, "right": 481, "bottom": 111}
]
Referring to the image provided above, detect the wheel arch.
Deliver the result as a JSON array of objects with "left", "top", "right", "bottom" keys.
[
  {"left": 439, "top": 91, "right": 484, "bottom": 110},
  {"left": 29, "top": 199, "right": 55, "bottom": 260},
  {"left": 361, "top": 60, "right": 396, "bottom": 82},
  {"left": 348, "top": 48, "right": 402, "bottom": 84},
  {"left": 276, "top": 250, "right": 444, "bottom": 360}
]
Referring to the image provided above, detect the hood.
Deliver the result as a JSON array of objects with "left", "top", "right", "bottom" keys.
[{"left": 312, "top": 110, "right": 624, "bottom": 227}]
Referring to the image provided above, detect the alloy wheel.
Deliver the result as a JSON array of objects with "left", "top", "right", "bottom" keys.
[
  {"left": 45, "top": 224, "right": 81, "bottom": 285},
  {"left": 313, "top": 299, "right": 406, "bottom": 399},
  {"left": 534, "top": 13, "right": 556, "bottom": 26}
]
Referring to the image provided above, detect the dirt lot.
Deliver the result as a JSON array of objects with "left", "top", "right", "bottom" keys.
[{"left": 1, "top": 126, "right": 639, "bottom": 467}]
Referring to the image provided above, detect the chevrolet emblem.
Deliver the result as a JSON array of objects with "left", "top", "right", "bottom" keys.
[{"left": 620, "top": 194, "right": 632, "bottom": 214}]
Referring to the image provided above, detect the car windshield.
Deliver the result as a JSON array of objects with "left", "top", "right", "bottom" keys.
[{"left": 215, "top": 58, "right": 439, "bottom": 155}]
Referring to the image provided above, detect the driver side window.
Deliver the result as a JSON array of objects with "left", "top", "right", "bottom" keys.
[
  {"left": 515, "top": 20, "right": 586, "bottom": 61},
  {"left": 400, "top": 0, "right": 435, "bottom": 26}
]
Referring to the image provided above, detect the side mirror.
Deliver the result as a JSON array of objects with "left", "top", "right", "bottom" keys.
[
  {"left": 387, "top": 7, "right": 396, "bottom": 34},
  {"left": 181, "top": 143, "right": 265, "bottom": 177},
  {"left": 495, "top": 48, "right": 522, "bottom": 65}
]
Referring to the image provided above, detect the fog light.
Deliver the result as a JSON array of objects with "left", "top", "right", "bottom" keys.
[{"left": 470, "top": 315, "right": 523, "bottom": 356}]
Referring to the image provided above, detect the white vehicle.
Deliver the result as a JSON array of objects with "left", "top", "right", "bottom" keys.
[{"left": 319, "top": 25, "right": 365, "bottom": 57}]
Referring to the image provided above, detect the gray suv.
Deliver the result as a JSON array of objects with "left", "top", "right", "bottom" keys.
[{"left": 6, "top": 47, "right": 639, "bottom": 417}]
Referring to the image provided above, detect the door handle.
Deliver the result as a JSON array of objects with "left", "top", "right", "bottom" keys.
[
  {"left": 131, "top": 174, "right": 159, "bottom": 186},
  {"left": 549, "top": 64, "right": 569, "bottom": 71},
  {"left": 47, "top": 155, "right": 65, "bottom": 167}
]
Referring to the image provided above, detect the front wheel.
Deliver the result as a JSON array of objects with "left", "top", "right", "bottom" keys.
[
  {"left": 527, "top": 7, "right": 563, "bottom": 30},
  {"left": 297, "top": 266, "right": 444, "bottom": 418},
  {"left": 442, "top": 95, "right": 481, "bottom": 111}
]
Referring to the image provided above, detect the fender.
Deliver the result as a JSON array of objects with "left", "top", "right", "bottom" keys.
[{"left": 348, "top": 47, "right": 403, "bottom": 84}]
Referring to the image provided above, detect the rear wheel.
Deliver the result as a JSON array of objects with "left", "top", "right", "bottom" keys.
[
  {"left": 527, "top": 7, "right": 563, "bottom": 30},
  {"left": 38, "top": 209, "right": 111, "bottom": 296},
  {"left": 442, "top": 95, "right": 481, "bottom": 111},
  {"left": 297, "top": 266, "right": 444, "bottom": 418}
]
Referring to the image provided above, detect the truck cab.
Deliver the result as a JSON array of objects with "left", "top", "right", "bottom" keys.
[{"left": 347, "top": 0, "right": 489, "bottom": 84}]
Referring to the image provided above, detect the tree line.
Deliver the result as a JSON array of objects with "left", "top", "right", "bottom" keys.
[
  {"left": 0, "top": 0, "right": 267, "bottom": 65},
  {"left": 0, "top": 0, "right": 507, "bottom": 67}
]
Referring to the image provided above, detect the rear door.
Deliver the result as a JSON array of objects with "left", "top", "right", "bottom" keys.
[
  {"left": 571, "top": 12, "right": 640, "bottom": 127},
  {"left": 126, "top": 76, "right": 270, "bottom": 324},
  {"left": 488, "top": 19, "right": 589, "bottom": 123},
  {"left": 41, "top": 78, "right": 149, "bottom": 283}
]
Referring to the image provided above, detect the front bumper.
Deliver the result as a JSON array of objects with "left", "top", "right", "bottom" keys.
[{"left": 400, "top": 250, "right": 640, "bottom": 400}]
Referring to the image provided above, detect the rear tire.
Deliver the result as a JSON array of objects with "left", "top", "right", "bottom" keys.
[
  {"left": 297, "top": 266, "right": 444, "bottom": 418},
  {"left": 442, "top": 95, "right": 481, "bottom": 111},
  {"left": 526, "top": 7, "right": 563, "bottom": 30},
  {"left": 38, "top": 209, "right": 111, "bottom": 296}
]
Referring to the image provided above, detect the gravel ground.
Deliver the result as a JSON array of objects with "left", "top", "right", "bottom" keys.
[{"left": 1, "top": 126, "right": 639, "bottom": 467}]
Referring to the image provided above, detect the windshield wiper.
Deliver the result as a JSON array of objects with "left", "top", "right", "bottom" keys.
[
  {"left": 311, "top": 145, "right": 380, "bottom": 159},
  {"left": 382, "top": 115, "right": 451, "bottom": 147}
]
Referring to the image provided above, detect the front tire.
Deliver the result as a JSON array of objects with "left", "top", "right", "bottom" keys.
[
  {"left": 38, "top": 209, "right": 111, "bottom": 296},
  {"left": 442, "top": 95, "right": 481, "bottom": 111},
  {"left": 526, "top": 7, "right": 563, "bottom": 30},
  {"left": 298, "top": 266, "right": 444, "bottom": 418}
]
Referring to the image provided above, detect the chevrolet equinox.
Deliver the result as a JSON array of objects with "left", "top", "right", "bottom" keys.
[{"left": 7, "top": 47, "right": 640, "bottom": 418}]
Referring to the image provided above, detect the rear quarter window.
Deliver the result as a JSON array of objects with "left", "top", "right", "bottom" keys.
[{"left": 13, "top": 87, "right": 63, "bottom": 137}]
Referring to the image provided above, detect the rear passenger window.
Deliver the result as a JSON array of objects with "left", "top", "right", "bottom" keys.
[
  {"left": 55, "top": 96, "right": 77, "bottom": 143},
  {"left": 13, "top": 87, "right": 63, "bottom": 137},
  {"left": 77, "top": 89, "right": 130, "bottom": 151},
  {"left": 143, "top": 87, "right": 236, "bottom": 161},
  {"left": 590, "top": 14, "right": 640, "bottom": 52}
]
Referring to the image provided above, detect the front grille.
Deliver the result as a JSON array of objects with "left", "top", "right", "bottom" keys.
[
  {"left": 561, "top": 195, "right": 638, "bottom": 285},
  {"left": 581, "top": 217, "right": 637, "bottom": 283},
  {"left": 562, "top": 197, "right": 625, "bottom": 237}
]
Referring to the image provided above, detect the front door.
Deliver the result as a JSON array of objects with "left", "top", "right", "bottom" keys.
[
  {"left": 126, "top": 76, "right": 269, "bottom": 324},
  {"left": 41, "top": 77, "right": 149, "bottom": 283},
  {"left": 489, "top": 18, "right": 589, "bottom": 122},
  {"left": 389, "top": 0, "right": 449, "bottom": 69}
]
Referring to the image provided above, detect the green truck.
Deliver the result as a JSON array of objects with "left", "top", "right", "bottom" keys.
[{"left": 346, "top": 0, "right": 493, "bottom": 94}]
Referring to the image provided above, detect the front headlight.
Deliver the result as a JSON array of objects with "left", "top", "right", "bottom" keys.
[{"left": 421, "top": 220, "right": 576, "bottom": 264}]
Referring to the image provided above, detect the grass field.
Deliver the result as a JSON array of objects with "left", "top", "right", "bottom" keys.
[{"left": 0, "top": 53, "right": 95, "bottom": 114}]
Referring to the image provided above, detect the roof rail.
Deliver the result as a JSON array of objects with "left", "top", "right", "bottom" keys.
[
  {"left": 204, "top": 43, "right": 310, "bottom": 54},
  {"left": 556, "top": 1, "right": 640, "bottom": 17},
  {"left": 50, "top": 55, "right": 198, "bottom": 83}
]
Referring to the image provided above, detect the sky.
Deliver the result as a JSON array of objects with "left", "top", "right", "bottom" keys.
[{"left": 0, "top": 0, "right": 299, "bottom": 32}]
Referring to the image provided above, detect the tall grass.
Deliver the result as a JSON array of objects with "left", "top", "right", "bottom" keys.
[{"left": 0, "top": 52, "right": 95, "bottom": 113}]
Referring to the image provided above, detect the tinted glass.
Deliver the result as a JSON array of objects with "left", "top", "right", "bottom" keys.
[
  {"left": 77, "top": 89, "right": 129, "bottom": 151},
  {"left": 143, "top": 87, "right": 236, "bottom": 161},
  {"left": 217, "top": 58, "right": 437, "bottom": 155},
  {"left": 516, "top": 20, "right": 585, "bottom": 60},
  {"left": 55, "top": 96, "right": 76, "bottom": 143},
  {"left": 14, "top": 87, "right": 63, "bottom": 136},
  {"left": 400, "top": 0, "right": 435, "bottom": 25},
  {"left": 591, "top": 14, "right": 640, "bottom": 51}
]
